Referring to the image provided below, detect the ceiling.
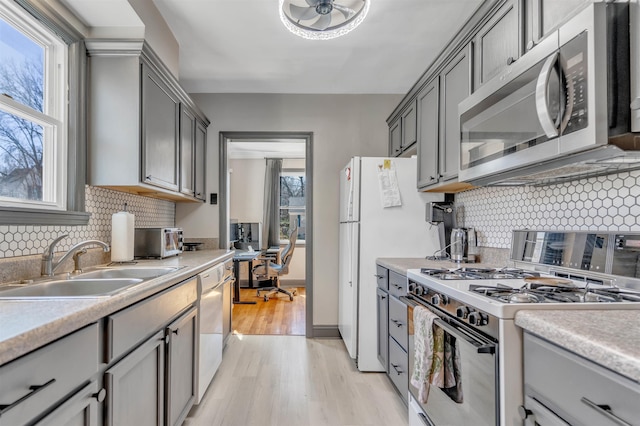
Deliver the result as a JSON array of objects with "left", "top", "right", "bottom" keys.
[
  {"left": 60, "top": 0, "right": 483, "bottom": 94},
  {"left": 152, "top": 0, "right": 483, "bottom": 94}
]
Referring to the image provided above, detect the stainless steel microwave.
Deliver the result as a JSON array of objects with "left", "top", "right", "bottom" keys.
[
  {"left": 459, "top": 3, "right": 638, "bottom": 186},
  {"left": 134, "top": 227, "right": 183, "bottom": 258}
]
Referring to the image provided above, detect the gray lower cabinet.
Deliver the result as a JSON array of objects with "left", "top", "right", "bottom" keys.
[
  {"left": 523, "top": 333, "right": 640, "bottom": 425},
  {"left": 0, "top": 323, "right": 99, "bottom": 426},
  {"left": 376, "top": 264, "right": 409, "bottom": 404},
  {"left": 38, "top": 381, "right": 101, "bottom": 426},
  {"left": 105, "top": 330, "right": 165, "bottom": 426},
  {"left": 166, "top": 307, "right": 198, "bottom": 426},
  {"left": 376, "top": 287, "right": 389, "bottom": 371},
  {"left": 142, "top": 62, "right": 180, "bottom": 192},
  {"left": 104, "top": 277, "right": 198, "bottom": 426}
]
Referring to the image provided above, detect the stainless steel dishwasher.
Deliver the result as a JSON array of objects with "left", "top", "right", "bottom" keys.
[{"left": 195, "top": 259, "right": 232, "bottom": 405}]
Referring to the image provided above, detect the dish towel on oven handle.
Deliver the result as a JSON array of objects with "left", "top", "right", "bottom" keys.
[
  {"left": 410, "top": 305, "right": 438, "bottom": 403},
  {"left": 411, "top": 306, "right": 464, "bottom": 404}
]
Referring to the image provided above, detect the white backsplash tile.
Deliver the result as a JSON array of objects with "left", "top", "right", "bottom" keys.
[
  {"left": 455, "top": 170, "right": 640, "bottom": 248},
  {"left": 0, "top": 186, "right": 175, "bottom": 258}
]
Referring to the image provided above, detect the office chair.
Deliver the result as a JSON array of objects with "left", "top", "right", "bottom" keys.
[{"left": 253, "top": 226, "right": 298, "bottom": 301}]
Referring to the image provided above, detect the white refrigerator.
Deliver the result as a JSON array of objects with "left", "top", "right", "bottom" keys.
[{"left": 338, "top": 156, "right": 441, "bottom": 372}]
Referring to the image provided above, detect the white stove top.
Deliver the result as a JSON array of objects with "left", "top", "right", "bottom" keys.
[{"left": 406, "top": 268, "right": 640, "bottom": 319}]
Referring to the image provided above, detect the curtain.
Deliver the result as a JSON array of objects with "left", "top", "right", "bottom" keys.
[{"left": 262, "top": 158, "right": 282, "bottom": 250}]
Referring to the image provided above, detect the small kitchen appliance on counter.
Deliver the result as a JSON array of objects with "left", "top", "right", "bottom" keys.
[
  {"left": 405, "top": 230, "right": 640, "bottom": 426},
  {"left": 134, "top": 227, "right": 183, "bottom": 258}
]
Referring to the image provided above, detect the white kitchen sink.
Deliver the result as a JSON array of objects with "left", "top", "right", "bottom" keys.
[{"left": 72, "top": 266, "right": 179, "bottom": 281}]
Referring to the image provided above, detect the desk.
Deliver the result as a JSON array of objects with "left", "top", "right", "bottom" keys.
[{"left": 232, "top": 251, "right": 260, "bottom": 305}]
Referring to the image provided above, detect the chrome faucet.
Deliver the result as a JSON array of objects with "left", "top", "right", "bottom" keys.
[{"left": 41, "top": 235, "right": 110, "bottom": 276}]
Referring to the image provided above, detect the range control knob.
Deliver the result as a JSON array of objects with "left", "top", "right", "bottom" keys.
[
  {"left": 431, "top": 294, "right": 450, "bottom": 306},
  {"left": 468, "top": 312, "right": 489, "bottom": 326},
  {"left": 456, "top": 306, "right": 470, "bottom": 319},
  {"left": 413, "top": 285, "right": 422, "bottom": 296}
]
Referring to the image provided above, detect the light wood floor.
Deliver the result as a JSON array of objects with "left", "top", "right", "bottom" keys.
[
  {"left": 233, "top": 287, "right": 306, "bottom": 335},
  {"left": 185, "top": 335, "right": 408, "bottom": 426}
]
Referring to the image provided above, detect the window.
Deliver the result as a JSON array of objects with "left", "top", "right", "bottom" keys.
[
  {"left": 0, "top": 0, "right": 87, "bottom": 225},
  {"left": 280, "top": 171, "right": 305, "bottom": 242}
]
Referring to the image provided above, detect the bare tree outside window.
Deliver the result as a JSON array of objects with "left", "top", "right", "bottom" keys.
[
  {"left": 0, "top": 18, "right": 45, "bottom": 202},
  {"left": 280, "top": 174, "right": 306, "bottom": 240}
]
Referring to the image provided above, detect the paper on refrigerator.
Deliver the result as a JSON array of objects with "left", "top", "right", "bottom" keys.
[{"left": 377, "top": 159, "right": 402, "bottom": 208}]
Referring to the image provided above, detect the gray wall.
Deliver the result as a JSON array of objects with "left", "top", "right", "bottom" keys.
[{"left": 175, "top": 93, "right": 402, "bottom": 326}]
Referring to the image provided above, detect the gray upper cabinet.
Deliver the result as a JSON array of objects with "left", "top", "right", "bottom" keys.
[
  {"left": 440, "top": 47, "right": 472, "bottom": 182},
  {"left": 87, "top": 41, "right": 209, "bottom": 202},
  {"left": 179, "top": 106, "right": 196, "bottom": 196},
  {"left": 194, "top": 121, "right": 207, "bottom": 201},
  {"left": 525, "top": 0, "right": 591, "bottom": 52},
  {"left": 389, "top": 119, "right": 401, "bottom": 156},
  {"left": 389, "top": 99, "right": 418, "bottom": 157},
  {"left": 417, "top": 78, "right": 440, "bottom": 189},
  {"left": 142, "top": 62, "right": 180, "bottom": 192},
  {"left": 474, "top": 0, "right": 521, "bottom": 89}
]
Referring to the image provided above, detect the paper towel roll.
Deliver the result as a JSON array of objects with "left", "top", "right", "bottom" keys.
[{"left": 111, "top": 211, "right": 135, "bottom": 262}]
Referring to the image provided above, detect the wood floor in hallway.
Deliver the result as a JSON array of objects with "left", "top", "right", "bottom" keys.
[
  {"left": 233, "top": 287, "right": 306, "bottom": 335},
  {"left": 185, "top": 335, "right": 408, "bottom": 426}
]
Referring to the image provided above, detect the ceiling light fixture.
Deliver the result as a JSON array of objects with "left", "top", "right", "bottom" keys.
[{"left": 279, "top": 0, "right": 370, "bottom": 40}]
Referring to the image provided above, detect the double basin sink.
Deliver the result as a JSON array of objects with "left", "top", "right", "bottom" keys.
[{"left": 0, "top": 267, "right": 180, "bottom": 299}]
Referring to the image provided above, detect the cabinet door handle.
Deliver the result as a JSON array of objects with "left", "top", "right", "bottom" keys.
[
  {"left": 0, "top": 378, "right": 56, "bottom": 414},
  {"left": 374, "top": 274, "right": 384, "bottom": 279},
  {"left": 172, "top": 328, "right": 179, "bottom": 335},
  {"left": 390, "top": 364, "right": 403, "bottom": 375},
  {"left": 380, "top": 295, "right": 386, "bottom": 300},
  {"left": 507, "top": 56, "right": 516, "bottom": 65},
  {"left": 93, "top": 388, "right": 107, "bottom": 403},
  {"left": 580, "top": 397, "right": 632, "bottom": 426}
]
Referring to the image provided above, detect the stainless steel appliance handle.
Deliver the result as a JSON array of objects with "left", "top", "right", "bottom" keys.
[
  {"left": 560, "top": 60, "right": 575, "bottom": 133},
  {"left": 535, "top": 52, "right": 561, "bottom": 138},
  {"left": 580, "top": 397, "right": 632, "bottom": 426},
  {"left": 433, "top": 318, "right": 496, "bottom": 354},
  {"left": 401, "top": 296, "right": 496, "bottom": 355}
]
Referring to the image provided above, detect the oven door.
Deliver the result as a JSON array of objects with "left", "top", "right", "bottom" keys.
[{"left": 403, "top": 296, "right": 499, "bottom": 426}]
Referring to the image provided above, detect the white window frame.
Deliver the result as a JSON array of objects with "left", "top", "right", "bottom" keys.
[{"left": 0, "top": 0, "right": 68, "bottom": 211}]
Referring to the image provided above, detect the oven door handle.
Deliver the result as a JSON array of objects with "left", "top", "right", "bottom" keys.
[
  {"left": 402, "top": 296, "right": 496, "bottom": 355},
  {"left": 433, "top": 318, "right": 496, "bottom": 355}
]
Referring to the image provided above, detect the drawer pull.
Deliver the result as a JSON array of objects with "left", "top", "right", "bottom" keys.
[
  {"left": 390, "top": 319, "right": 403, "bottom": 328},
  {"left": 390, "top": 364, "right": 403, "bottom": 375},
  {"left": 580, "top": 397, "right": 632, "bottom": 426},
  {"left": 374, "top": 274, "right": 384, "bottom": 279},
  {"left": 0, "top": 378, "right": 56, "bottom": 414}
]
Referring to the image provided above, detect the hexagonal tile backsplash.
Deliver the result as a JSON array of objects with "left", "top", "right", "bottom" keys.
[
  {"left": 455, "top": 169, "right": 640, "bottom": 248},
  {"left": 0, "top": 186, "right": 175, "bottom": 258}
]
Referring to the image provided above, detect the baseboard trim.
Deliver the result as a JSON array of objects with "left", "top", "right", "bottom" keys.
[{"left": 312, "top": 325, "right": 340, "bottom": 338}]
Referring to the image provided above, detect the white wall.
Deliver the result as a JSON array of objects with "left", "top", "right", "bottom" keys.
[
  {"left": 229, "top": 159, "right": 265, "bottom": 223},
  {"left": 176, "top": 93, "right": 402, "bottom": 326}
]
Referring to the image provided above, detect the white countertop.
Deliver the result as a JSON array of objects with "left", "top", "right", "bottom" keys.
[
  {"left": 0, "top": 249, "right": 233, "bottom": 366},
  {"left": 515, "top": 310, "right": 640, "bottom": 383}
]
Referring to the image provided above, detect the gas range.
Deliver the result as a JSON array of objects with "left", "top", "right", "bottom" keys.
[{"left": 406, "top": 231, "right": 640, "bottom": 426}]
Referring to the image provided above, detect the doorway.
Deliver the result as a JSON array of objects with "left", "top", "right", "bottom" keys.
[{"left": 219, "top": 132, "right": 313, "bottom": 337}]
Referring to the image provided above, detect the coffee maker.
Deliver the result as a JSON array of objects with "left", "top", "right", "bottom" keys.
[{"left": 426, "top": 202, "right": 477, "bottom": 262}]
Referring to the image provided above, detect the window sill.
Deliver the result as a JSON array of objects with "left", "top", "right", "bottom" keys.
[{"left": 0, "top": 207, "right": 90, "bottom": 226}]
